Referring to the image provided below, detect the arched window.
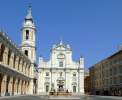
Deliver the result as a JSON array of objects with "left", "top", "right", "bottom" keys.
[
  {"left": 26, "top": 30, "right": 29, "bottom": 40},
  {"left": 25, "top": 50, "right": 28, "bottom": 56}
]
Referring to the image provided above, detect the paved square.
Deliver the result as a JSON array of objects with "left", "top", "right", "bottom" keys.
[{"left": 0, "top": 95, "right": 122, "bottom": 100}]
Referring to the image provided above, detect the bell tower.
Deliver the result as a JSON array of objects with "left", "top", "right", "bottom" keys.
[{"left": 21, "top": 6, "right": 36, "bottom": 63}]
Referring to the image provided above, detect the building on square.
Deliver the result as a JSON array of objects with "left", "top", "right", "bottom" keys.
[
  {"left": 0, "top": 6, "right": 37, "bottom": 96},
  {"left": 84, "top": 71, "right": 91, "bottom": 94},
  {"left": 38, "top": 41, "right": 84, "bottom": 94},
  {"left": 89, "top": 48, "right": 122, "bottom": 96}
]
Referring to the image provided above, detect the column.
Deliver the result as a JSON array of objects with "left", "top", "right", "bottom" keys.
[
  {"left": 9, "top": 52, "right": 14, "bottom": 68},
  {"left": 23, "top": 81, "right": 26, "bottom": 94},
  {"left": 79, "top": 70, "right": 84, "bottom": 94},
  {"left": 19, "top": 59, "right": 23, "bottom": 72},
  {"left": 8, "top": 77, "right": 13, "bottom": 96},
  {"left": 2, "top": 47, "right": 9, "bottom": 65},
  {"left": 65, "top": 69, "right": 66, "bottom": 91},
  {"left": 30, "top": 63, "right": 34, "bottom": 77},
  {"left": 13, "top": 79, "right": 18, "bottom": 95},
  {"left": 24, "top": 81, "right": 27, "bottom": 94},
  {"left": 15, "top": 56, "right": 19, "bottom": 70},
  {"left": 23, "top": 62, "right": 26, "bottom": 75},
  {"left": 18, "top": 80, "right": 22, "bottom": 95},
  {"left": 25, "top": 64, "right": 28, "bottom": 76},
  {"left": 28, "top": 80, "right": 34, "bottom": 94},
  {"left": 26, "top": 65, "right": 28, "bottom": 76},
  {"left": 21, "top": 80, "right": 26, "bottom": 95},
  {"left": 21, "top": 80, "right": 23, "bottom": 95},
  {"left": 26, "top": 81, "right": 29, "bottom": 94},
  {"left": 78, "top": 69, "right": 80, "bottom": 93},
  {"left": 28, "top": 66, "right": 30, "bottom": 76},
  {"left": 0, "top": 74, "right": 2, "bottom": 96},
  {"left": 1, "top": 75, "right": 7, "bottom": 96}
]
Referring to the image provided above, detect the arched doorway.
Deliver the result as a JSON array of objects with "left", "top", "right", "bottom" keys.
[
  {"left": 57, "top": 76, "right": 65, "bottom": 92},
  {"left": 46, "top": 85, "right": 49, "bottom": 92},
  {"left": 45, "top": 82, "right": 50, "bottom": 93},
  {"left": 73, "top": 86, "right": 76, "bottom": 93}
]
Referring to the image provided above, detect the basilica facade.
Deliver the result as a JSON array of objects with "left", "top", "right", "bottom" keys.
[{"left": 38, "top": 41, "right": 84, "bottom": 94}]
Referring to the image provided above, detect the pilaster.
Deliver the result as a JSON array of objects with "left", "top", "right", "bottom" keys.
[
  {"left": 15, "top": 56, "right": 19, "bottom": 70},
  {"left": 1, "top": 75, "right": 7, "bottom": 96},
  {"left": 8, "top": 77, "right": 13, "bottom": 96},
  {"left": 9, "top": 52, "right": 14, "bottom": 68},
  {"left": 3, "top": 47, "right": 9, "bottom": 65}
]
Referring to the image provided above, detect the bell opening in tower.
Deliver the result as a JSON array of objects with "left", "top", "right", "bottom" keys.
[
  {"left": 26, "top": 30, "right": 29, "bottom": 40},
  {"left": 25, "top": 50, "right": 28, "bottom": 56}
]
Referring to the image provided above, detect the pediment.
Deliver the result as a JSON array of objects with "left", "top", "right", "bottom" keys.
[{"left": 55, "top": 45, "right": 66, "bottom": 50}]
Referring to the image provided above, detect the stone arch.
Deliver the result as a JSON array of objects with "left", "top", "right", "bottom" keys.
[{"left": 0, "top": 43, "right": 5, "bottom": 62}]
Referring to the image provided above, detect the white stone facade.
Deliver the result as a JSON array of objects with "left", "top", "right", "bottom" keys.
[
  {"left": 21, "top": 7, "right": 37, "bottom": 94},
  {"left": 21, "top": 7, "right": 36, "bottom": 63},
  {"left": 38, "top": 41, "right": 84, "bottom": 94}
]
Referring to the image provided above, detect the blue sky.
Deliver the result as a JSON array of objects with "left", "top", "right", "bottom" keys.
[{"left": 0, "top": 0, "right": 122, "bottom": 69}]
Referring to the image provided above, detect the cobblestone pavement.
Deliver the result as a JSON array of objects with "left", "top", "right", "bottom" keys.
[{"left": 0, "top": 95, "right": 122, "bottom": 100}]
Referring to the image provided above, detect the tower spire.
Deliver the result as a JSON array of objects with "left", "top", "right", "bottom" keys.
[
  {"left": 25, "top": 6, "right": 33, "bottom": 20},
  {"left": 59, "top": 37, "right": 63, "bottom": 45},
  {"left": 23, "top": 5, "right": 35, "bottom": 28}
]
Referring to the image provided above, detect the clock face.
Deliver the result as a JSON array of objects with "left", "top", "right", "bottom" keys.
[{"left": 57, "top": 53, "right": 65, "bottom": 59}]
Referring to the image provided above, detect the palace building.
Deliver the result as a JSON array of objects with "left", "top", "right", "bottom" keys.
[
  {"left": 0, "top": 7, "right": 37, "bottom": 96},
  {"left": 89, "top": 48, "right": 122, "bottom": 96},
  {"left": 38, "top": 41, "right": 84, "bottom": 94}
]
